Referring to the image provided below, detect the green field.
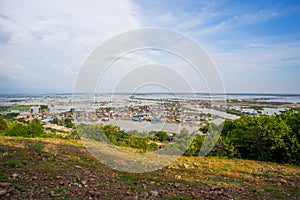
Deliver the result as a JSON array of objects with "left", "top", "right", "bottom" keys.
[
  {"left": 0, "top": 105, "right": 31, "bottom": 113},
  {"left": 8, "top": 106, "right": 31, "bottom": 112}
]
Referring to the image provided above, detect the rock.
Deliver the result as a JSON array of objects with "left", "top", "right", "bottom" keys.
[
  {"left": 183, "top": 163, "right": 190, "bottom": 169},
  {"left": 50, "top": 191, "right": 55, "bottom": 197},
  {"left": 0, "top": 188, "right": 7, "bottom": 196},
  {"left": 2, "top": 152, "right": 8, "bottom": 156},
  {"left": 141, "top": 191, "right": 149, "bottom": 197},
  {"left": 0, "top": 182, "right": 12, "bottom": 196},
  {"left": 81, "top": 180, "right": 87, "bottom": 185},
  {"left": 175, "top": 175, "right": 182, "bottom": 179},
  {"left": 150, "top": 190, "right": 159, "bottom": 197},
  {"left": 74, "top": 165, "right": 82, "bottom": 169},
  {"left": 277, "top": 182, "right": 282, "bottom": 186},
  {"left": 133, "top": 195, "right": 138, "bottom": 200},
  {"left": 88, "top": 190, "right": 94, "bottom": 195},
  {"left": 174, "top": 183, "right": 181, "bottom": 188},
  {"left": 32, "top": 176, "right": 37, "bottom": 180},
  {"left": 56, "top": 176, "right": 63, "bottom": 179},
  {"left": 88, "top": 178, "right": 95, "bottom": 182},
  {"left": 12, "top": 173, "right": 18, "bottom": 179},
  {"left": 279, "top": 178, "right": 287, "bottom": 184}
]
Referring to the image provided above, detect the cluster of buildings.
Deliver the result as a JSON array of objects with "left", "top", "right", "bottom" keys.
[
  {"left": 74, "top": 99, "right": 215, "bottom": 127},
  {"left": 14, "top": 110, "right": 74, "bottom": 133}
]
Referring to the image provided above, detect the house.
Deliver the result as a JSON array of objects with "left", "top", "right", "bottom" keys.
[{"left": 16, "top": 113, "right": 33, "bottom": 119}]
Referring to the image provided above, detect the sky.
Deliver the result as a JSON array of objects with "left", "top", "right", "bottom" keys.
[{"left": 0, "top": 0, "right": 299, "bottom": 94}]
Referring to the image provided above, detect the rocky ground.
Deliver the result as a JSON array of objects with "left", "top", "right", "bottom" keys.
[{"left": 0, "top": 136, "right": 299, "bottom": 199}]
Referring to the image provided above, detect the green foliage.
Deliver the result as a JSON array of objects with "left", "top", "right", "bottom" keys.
[
  {"left": 156, "top": 131, "right": 169, "bottom": 142},
  {"left": 1, "top": 112, "right": 18, "bottom": 119},
  {"left": 52, "top": 117, "right": 58, "bottom": 124},
  {"left": 4, "top": 119, "right": 44, "bottom": 138},
  {"left": 0, "top": 117, "right": 8, "bottom": 131},
  {"left": 209, "top": 136, "right": 237, "bottom": 157},
  {"left": 220, "top": 109, "right": 300, "bottom": 164},
  {"left": 64, "top": 118, "right": 73, "bottom": 128},
  {"left": 226, "top": 109, "right": 244, "bottom": 116},
  {"left": 77, "top": 124, "right": 158, "bottom": 152},
  {"left": 184, "top": 134, "right": 204, "bottom": 156},
  {"left": 39, "top": 105, "right": 49, "bottom": 114}
]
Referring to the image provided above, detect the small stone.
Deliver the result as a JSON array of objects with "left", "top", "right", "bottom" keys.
[
  {"left": 50, "top": 191, "right": 55, "bottom": 197},
  {"left": 279, "top": 178, "right": 287, "bottom": 184},
  {"left": 0, "top": 189, "right": 8, "bottom": 196},
  {"left": 74, "top": 165, "right": 82, "bottom": 169},
  {"left": 88, "top": 190, "right": 94, "bottom": 194},
  {"left": 133, "top": 195, "right": 138, "bottom": 200},
  {"left": 32, "top": 176, "right": 37, "bottom": 180},
  {"left": 150, "top": 190, "right": 159, "bottom": 197},
  {"left": 2, "top": 152, "right": 8, "bottom": 156},
  {"left": 277, "top": 182, "right": 282, "bottom": 186},
  {"left": 175, "top": 175, "right": 182, "bottom": 179},
  {"left": 81, "top": 180, "right": 87, "bottom": 185},
  {"left": 56, "top": 176, "right": 63, "bottom": 179},
  {"left": 142, "top": 191, "right": 149, "bottom": 197},
  {"left": 12, "top": 173, "right": 18, "bottom": 179},
  {"left": 174, "top": 183, "right": 181, "bottom": 187},
  {"left": 89, "top": 178, "right": 95, "bottom": 182},
  {"left": 183, "top": 163, "right": 189, "bottom": 169}
]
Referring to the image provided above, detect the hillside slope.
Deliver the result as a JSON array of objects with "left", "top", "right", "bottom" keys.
[{"left": 0, "top": 136, "right": 299, "bottom": 199}]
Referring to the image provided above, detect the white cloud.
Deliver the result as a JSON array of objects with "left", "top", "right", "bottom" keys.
[
  {"left": 210, "top": 41, "right": 300, "bottom": 71},
  {"left": 0, "top": 0, "right": 140, "bottom": 93}
]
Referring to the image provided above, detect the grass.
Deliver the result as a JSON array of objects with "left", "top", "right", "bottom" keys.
[
  {"left": 119, "top": 174, "right": 142, "bottom": 183},
  {"left": 0, "top": 170, "right": 8, "bottom": 181},
  {"left": 273, "top": 192, "right": 285, "bottom": 198},
  {"left": 2, "top": 160, "right": 24, "bottom": 168},
  {"left": 264, "top": 186, "right": 277, "bottom": 191},
  {"left": 8, "top": 105, "right": 31, "bottom": 112},
  {"left": 25, "top": 142, "right": 45, "bottom": 152},
  {"left": 249, "top": 187, "right": 258, "bottom": 192}
]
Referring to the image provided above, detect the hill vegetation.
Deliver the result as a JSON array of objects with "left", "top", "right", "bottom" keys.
[{"left": 1, "top": 109, "right": 299, "bottom": 165}]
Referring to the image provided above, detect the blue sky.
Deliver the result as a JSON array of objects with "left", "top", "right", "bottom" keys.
[{"left": 0, "top": 0, "right": 299, "bottom": 94}]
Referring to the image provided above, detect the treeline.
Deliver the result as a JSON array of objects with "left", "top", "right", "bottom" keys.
[
  {"left": 194, "top": 109, "right": 299, "bottom": 164},
  {"left": 0, "top": 118, "right": 77, "bottom": 139},
  {"left": 77, "top": 124, "right": 173, "bottom": 152}
]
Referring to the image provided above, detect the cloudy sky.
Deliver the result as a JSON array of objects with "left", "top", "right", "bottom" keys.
[{"left": 0, "top": 0, "right": 299, "bottom": 94}]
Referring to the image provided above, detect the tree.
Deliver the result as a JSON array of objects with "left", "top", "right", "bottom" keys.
[
  {"left": 39, "top": 105, "right": 49, "bottom": 114},
  {"left": 64, "top": 118, "right": 73, "bottom": 128},
  {"left": 156, "top": 131, "right": 168, "bottom": 142},
  {"left": 27, "top": 119, "right": 44, "bottom": 137},
  {"left": 53, "top": 117, "right": 58, "bottom": 124}
]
